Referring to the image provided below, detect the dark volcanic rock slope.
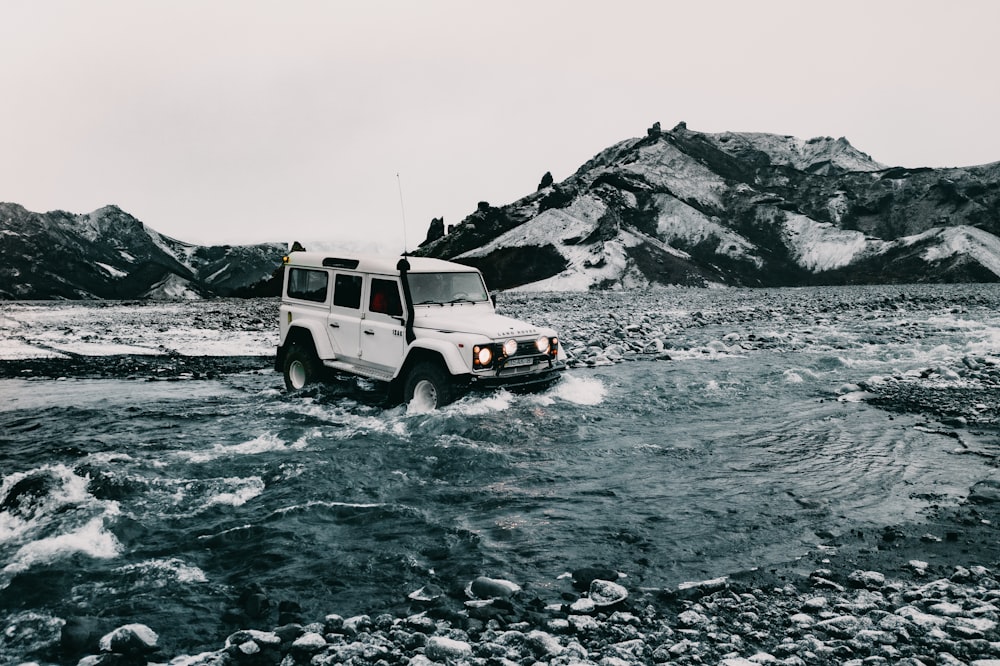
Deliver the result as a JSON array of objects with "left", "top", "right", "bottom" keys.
[
  {"left": 416, "top": 122, "right": 1000, "bottom": 290},
  {"left": 0, "top": 203, "right": 284, "bottom": 299}
]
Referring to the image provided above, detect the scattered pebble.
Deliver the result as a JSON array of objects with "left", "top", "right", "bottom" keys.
[{"left": 69, "top": 564, "right": 1000, "bottom": 665}]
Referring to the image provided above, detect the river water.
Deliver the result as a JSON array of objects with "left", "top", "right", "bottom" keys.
[{"left": 2, "top": 286, "right": 999, "bottom": 662}]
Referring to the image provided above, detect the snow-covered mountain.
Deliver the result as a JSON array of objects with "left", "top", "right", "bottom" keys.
[
  {"left": 0, "top": 203, "right": 284, "bottom": 299},
  {"left": 5, "top": 122, "right": 1000, "bottom": 299},
  {"left": 416, "top": 122, "right": 1000, "bottom": 290}
]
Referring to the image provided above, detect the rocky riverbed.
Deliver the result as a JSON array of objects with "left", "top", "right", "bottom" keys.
[
  {"left": 4, "top": 285, "right": 1000, "bottom": 429},
  {"left": 41, "top": 497, "right": 1000, "bottom": 665},
  {"left": 3, "top": 284, "right": 1000, "bottom": 665}
]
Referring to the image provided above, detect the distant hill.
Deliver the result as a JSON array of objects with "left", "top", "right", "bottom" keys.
[
  {"left": 415, "top": 122, "right": 1000, "bottom": 290},
  {"left": 5, "top": 121, "right": 1000, "bottom": 299},
  {"left": 0, "top": 203, "right": 284, "bottom": 299}
]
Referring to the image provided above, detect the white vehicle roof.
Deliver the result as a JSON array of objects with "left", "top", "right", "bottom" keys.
[{"left": 284, "top": 251, "right": 479, "bottom": 275}]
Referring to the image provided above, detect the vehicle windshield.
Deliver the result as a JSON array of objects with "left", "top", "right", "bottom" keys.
[{"left": 408, "top": 271, "right": 489, "bottom": 305}]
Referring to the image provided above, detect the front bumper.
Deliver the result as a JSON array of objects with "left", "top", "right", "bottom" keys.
[{"left": 469, "top": 359, "right": 566, "bottom": 391}]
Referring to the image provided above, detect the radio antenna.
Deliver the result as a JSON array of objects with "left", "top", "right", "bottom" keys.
[{"left": 396, "top": 172, "right": 408, "bottom": 255}]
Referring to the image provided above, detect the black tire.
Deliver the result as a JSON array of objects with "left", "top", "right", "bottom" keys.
[
  {"left": 283, "top": 344, "right": 322, "bottom": 391},
  {"left": 402, "top": 361, "right": 456, "bottom": 409}
]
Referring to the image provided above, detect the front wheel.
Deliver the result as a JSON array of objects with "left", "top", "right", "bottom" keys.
[
  {"left": 402, "top": 362, "right": 456, "bottom": 410},
  {"left": 283, "top": 345, "right": 321, "bottom": 391}
]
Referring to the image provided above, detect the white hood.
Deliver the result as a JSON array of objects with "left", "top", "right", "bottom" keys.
[{"left": 413, "top": 308, "right": 545, "bottom": 338}]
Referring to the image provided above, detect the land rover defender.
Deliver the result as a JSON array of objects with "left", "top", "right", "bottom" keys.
[{"left": 275, "top": 252, "right": 565, "bottom": 408}]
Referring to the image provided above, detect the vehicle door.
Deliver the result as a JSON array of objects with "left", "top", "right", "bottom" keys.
[
  {"left": 360, "top": 275, "right": 406, "bottom": 371},
  {"left": 326, "top": 271, "right": 364, "bottom": 361}
]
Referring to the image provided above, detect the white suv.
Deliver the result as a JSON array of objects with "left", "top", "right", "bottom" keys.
[{"left": 275, "top": 251, "right": 565, "bottom": 408}]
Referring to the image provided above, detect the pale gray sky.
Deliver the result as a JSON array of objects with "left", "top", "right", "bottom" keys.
[{"left": 2, "top": 0, "right": 998, "bottom": 250}]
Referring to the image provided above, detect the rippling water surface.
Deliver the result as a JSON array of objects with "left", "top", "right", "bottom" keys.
[{"left": 2, "top": 286, "right": 999, "bottom": 661}]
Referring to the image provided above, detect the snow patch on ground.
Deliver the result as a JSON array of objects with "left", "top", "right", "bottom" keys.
[
  {"left": 96, "top": 262, "right": 128, "bottom": 279},
  {"left": 204, "top": 263, "right": 230, "bottom": 283},
  {"left": 0, "top": 302, "right": 277, "bottom": 359},
  {"left": 0, "top": 339, "right": 67, "bottom": 360},
  {"left": 513, "top": 238, "right": 631, "bottom": 292},
  {"left": 706, "top": 132, "right": 886, "bottom": 173},
  {"left": 31, "top": 337, "right": 161, "bottom": 356},
  {"left": 623, "top": 141, "right": 728, "bottom": 211},
  {"left": 783, "top": 214, "right": 884, "bottom": 272},
  {"left": 653, "top": 195, "right": 763, "bottom": 267},
  {"left": 461, "top": 195, "right": 637, "bottom": 292},
  {"left": 460, "top": 195, "right": 608, "bottom": 259},
  {"left": 145, "top": 228, "right": 197, "bottom": 272},
  {"left": 143, "top": 274, "right": 200, "bottom": 300},
  {"left": 915, "top": 226, "right": 1000, "bottom": 278}
]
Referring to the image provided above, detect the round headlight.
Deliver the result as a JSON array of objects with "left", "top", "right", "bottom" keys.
[
  {"left": 535, "top": 336, "right": 550, "bottom": 354},
  {"left": 502, "top": 338, "right": 518, "bottom": 357},
  {"left": 476, "top": 346, "right": 493, "bottom": 366}
]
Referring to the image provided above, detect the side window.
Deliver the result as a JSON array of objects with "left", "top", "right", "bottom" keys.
[
  {"left": 287, "top": 268, "right": 328, "bottom": 303},
  {"left": 369, "top": 278, "right": 403, "bottom": 317},
  {"left": 333, "top": 273, "right": 362, "bottom": 309}
]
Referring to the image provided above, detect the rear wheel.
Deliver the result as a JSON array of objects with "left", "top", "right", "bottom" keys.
[
  {"left": 402, "top": 361, "right": 455, "bottom": 410},
  {"left": 283, "top": 344, "right": 321, "bottom": 391}
]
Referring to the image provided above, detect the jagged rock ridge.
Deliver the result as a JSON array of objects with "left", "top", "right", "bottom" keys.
[
  {"left": 0, "top": 203, "right": 284, "bottom": 299},
  {"left": 416, "top": 122, "right": 1000, "bottom": 290}
]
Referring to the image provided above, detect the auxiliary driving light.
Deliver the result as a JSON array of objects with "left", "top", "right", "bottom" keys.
[
  {"left": 502, "top": 339, "right": 519, "bottom": 357},
  {"left": 535, "top": 336, "right": 550, "bottom": 354},
  {"left": 475, "top": 345, "right": 493, "bottom": 366}
]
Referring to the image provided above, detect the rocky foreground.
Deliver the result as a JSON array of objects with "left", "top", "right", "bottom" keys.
[{"left": 51, "top": 498, "right": 1000, "bottom": 665}]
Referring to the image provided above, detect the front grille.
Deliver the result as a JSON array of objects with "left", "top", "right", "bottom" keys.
[{"left": 515, "top": 340, "right": 539, "bottom": 355}]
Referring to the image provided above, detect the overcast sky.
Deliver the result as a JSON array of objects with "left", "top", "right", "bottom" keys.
[{"left": 2, "top": 1, "right": 999, "bottom": 251}]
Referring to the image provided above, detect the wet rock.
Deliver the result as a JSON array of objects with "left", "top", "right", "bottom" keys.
[
  {"left": 969, "top": 480, "right": 1000, "bottom": 504},
  {"left": 290, "top": 630, "right": 326, "bottom": 655},
  {"left": 96, "top": 623, "right": 159, "bottom": 662},
  {"left": 0, "top": 472, "right": 56, "bottom": 516},
  {"left": 342, "top": 614, "right": 371, "bottom": 635},
  {"left": 676, "top": 575, "right": 729, "bottom": 599},
  {"left": 61, "top": 616, "right": 107, "bottom": 659},
  {"left": 802, "top": 596, "right": 828, "bottom": 611},
  {"left": 424, "top": 635, "right": 472, "bottom": 661},
  {"left": 678, "top": 609, "right": 710, "bottom": 627},
  {"left": 526, "top": 629, "right": 563, "bottom": 657},
  {"left": 469, "top": 575, "right": 521, "bottom": 599},
  {"left": 849, "top": 570, "right": 887, "bottom": 589},
  {"left": 589, "top": 579, "right": 628, "bottom": 607},
  {"left": 408, "top": 584, "right": 444, "bottom": 602},
  {"left": 321, "top": 614, "right": 344, "bottom": 634},
  {"left": 568, "top": 614, "right": 601, "bottom": 633},
  {"left": 404, "top": 614, "right": 437, "bottom": 635}
]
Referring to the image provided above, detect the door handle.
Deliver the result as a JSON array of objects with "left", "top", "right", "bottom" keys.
[
  {"left": 329, "top": 322, "right": 340, "bottom": 328},
  {"left": 364, "top": 329, "right": 375, "bottom": 335}
]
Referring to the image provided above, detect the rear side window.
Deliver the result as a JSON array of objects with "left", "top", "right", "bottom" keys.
[
  {"left": 333, "top": 273, "right": 362, "bottom": 309},
  {"left": 287, "top": 268, "right": 328, "bottom": 302}
]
